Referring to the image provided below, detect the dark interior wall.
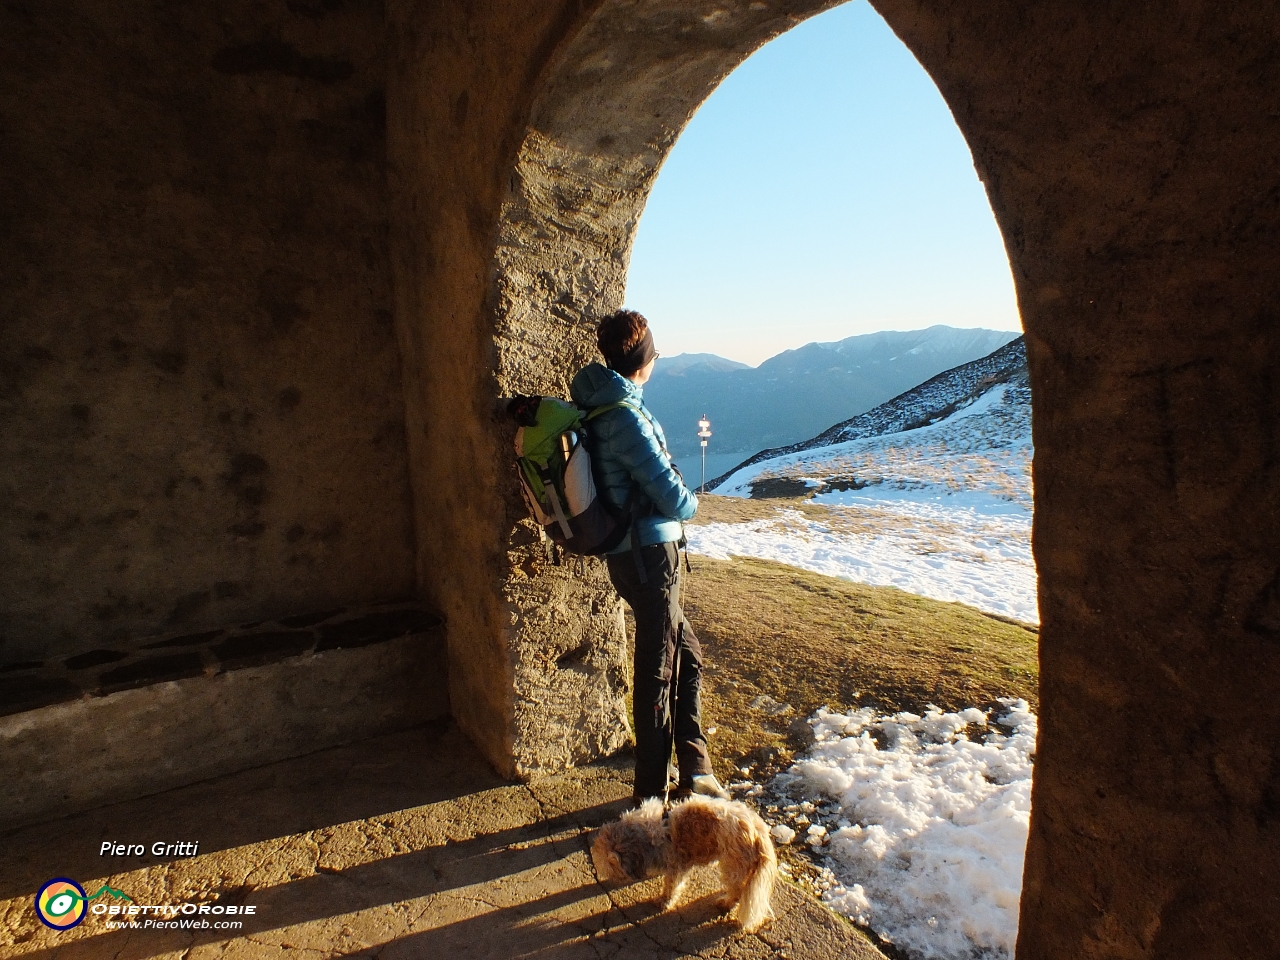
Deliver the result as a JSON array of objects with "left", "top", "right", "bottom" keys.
[{"left": 0, "top": 0, "right": 417, "bottom": 662}]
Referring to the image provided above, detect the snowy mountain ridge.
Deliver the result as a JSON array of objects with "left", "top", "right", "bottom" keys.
[
  {"left": 645, "top": 327, "right": 1019, "bottom": 463},
  {"left": 655, "top": 353, "right": 752, "bottom": 376},
  {"left": 706, "top": 337, "right": 1027, "bottom": 490},
  {"left": 687, "top": 336, "right": 1036, "bottom": 623},
  {"left": 763, "top": 324, "right": 1016, "bottom": 369}
]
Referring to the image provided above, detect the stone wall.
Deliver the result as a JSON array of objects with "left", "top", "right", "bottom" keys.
[
  {"left": 0, "top": 0, "right": 417, "bottom": 663},
  {"left": 0, "top": 604, "right": 447, "bottom": 830},
  {"left": 386, "top": 0, "right": 620, "bottom": 775}
]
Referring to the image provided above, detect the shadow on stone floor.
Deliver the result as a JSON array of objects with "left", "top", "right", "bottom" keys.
[
  {"left": 8, "top": 844, "right": 616, "bottom": 960},
  {"left": 2, "top": 718, "right": 882, "bottom": 960},
  {"left": 322, "top": 888, "right": 758, "bottom": 960},
  {"left": 0, "top": 719, "right": 515, "bottom": 900}
]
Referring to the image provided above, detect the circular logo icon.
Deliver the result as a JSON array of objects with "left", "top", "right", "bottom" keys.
[{"left": 35, "top": 878, "right": 88, "bottom": 930}]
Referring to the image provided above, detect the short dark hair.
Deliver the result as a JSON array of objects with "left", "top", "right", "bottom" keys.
[{"left": 596, "top": 309, "right": 648, "bottom": 368}]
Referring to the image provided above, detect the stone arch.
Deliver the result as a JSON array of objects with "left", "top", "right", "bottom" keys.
[{"left": 388, "top": 2, "right": 1280, "bottom": 956}]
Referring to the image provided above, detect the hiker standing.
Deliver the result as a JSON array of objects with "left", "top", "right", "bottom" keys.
[{"left": 570, "top": 309, "right": 730, "bottom": 805}]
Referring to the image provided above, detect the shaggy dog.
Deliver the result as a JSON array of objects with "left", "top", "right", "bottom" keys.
[{"left": 590, "top": 795, "right": 777, "bottom": 933}]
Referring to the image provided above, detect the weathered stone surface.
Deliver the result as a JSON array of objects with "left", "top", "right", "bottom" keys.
[
  {"left": 0, "top": 676, "right": 82, "bottom": 716},
  {"left": 209, "top": 632, "right": 316, "bottom": 670},
  {"left": 315, "top": 606, "right": 443, "bottom": 650},
  {"left": 63, "top": 649, "right": 130, "bottom": 670},
  {"left": 140, "top": 629, "right": 227, "bottom": 650},
  {"left": 0, "top": 0, "right": 417, "bottom": 663},
  {"left": 97, "top": 651, "right": 206, "bottom": 692},
  {"left": 0, "top": 603, "right": 444, "bottom": 721}
]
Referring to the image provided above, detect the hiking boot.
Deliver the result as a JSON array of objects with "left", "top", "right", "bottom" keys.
[{"left": 689, "top": 774, "right": 731, "bottom": 800}]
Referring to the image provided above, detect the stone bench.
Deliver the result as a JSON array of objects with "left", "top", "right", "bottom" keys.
[{"left": 0, "top": 603, "right": 447, "bottom": 830}]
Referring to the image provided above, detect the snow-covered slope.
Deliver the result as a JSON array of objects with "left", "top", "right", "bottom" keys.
[
  {"left": 756, "top": 700, "right": 1037, "bottom": 960},
  {"left": 689, "top": 339, "right": 1036, "bottom": 622}
]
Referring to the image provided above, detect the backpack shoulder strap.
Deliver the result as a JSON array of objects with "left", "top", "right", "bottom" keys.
[
  {"left": 586, "top": 399, "right": 672, "bottom": 461},
  {"left": 582, "top": 400, "right": 638, "bottom": 420}
]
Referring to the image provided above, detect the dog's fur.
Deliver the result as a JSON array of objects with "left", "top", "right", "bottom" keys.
[{"left": 590, "top": 796, "right": 777, "bottom": 933}]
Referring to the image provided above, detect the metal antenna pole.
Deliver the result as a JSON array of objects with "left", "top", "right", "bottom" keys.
[{"left": 697, "top": 415, "right": 712, "bottom": 495}]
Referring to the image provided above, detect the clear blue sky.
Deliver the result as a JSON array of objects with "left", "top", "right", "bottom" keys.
[{"left": 625, "top": 0, "right": 1022, "bottom": 368}]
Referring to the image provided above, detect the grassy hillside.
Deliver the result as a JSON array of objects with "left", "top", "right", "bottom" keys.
[{"left": 676, "top": 550, "right": 1039, "bottom": 784}]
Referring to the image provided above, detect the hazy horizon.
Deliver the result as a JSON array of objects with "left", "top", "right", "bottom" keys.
[{"left": 654, "top": 323, "right": 1020, "bottom": 370}]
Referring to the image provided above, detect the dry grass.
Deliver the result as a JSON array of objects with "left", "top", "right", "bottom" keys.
[
  {"left": 628, "top": 494, "right": 1039, "bottom": 784},
  {"left": 686, "top": 494, "right": 803, "bottom": 525},
  {"left": 690, "top": 493, "right": 956, "bottom": 547},
  {"left": 678, "top": 553, "right": 1039, "bottom": 784},
  {"left": 692, "top": 493, "right": 887, "bottom": 533},
  {"left": 712, "top": 436, "right": 1033, "bottom": 506}
]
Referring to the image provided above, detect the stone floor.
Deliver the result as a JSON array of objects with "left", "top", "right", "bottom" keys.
[{"left": 0, "top": 720, "right": 886, "bottom": 959}]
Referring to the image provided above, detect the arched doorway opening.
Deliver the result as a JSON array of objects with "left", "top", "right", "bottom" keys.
[
  {"left": 486, "top": 3, "right": 1037, "bottom": 957},
  {"left": 614, "top": 7, "right": 1035, "bottom": 954}
]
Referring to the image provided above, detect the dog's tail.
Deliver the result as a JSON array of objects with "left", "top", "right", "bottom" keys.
[{"left": 736, "top": 817, "right": 778, "bottom": 934}]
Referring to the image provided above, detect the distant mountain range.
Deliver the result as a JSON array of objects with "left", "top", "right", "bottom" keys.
[
  {"left": 707, "top": 336, "right": 1029, "bottom": 490},
  {"left": 642, "top": 326, "right": 1019, "bottom": 460}
]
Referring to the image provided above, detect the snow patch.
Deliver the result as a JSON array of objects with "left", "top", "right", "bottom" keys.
[
  {"left": 768, "top": 701, "right": 1037, "bottom": 960},
  {"left": 687, "top": 500, "right": 1036, "bottom": 623}
]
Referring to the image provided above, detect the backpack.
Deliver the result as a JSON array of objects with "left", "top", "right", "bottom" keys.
[{"left": 506, "top": 395, "right": 637, "bottom": 555}]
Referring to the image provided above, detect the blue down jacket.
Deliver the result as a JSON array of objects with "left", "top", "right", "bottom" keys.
[{"left": 569, "top": 362, "right": 697, "bottom": 553}]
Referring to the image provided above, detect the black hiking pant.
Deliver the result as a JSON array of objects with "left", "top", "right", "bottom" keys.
[{"left": 606, "top": 540, "right": 713, "bottom": 799}]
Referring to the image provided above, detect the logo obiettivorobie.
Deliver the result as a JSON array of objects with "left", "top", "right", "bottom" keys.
[{"left": 35, "top": 878, "right": 132, "bottom": 930}]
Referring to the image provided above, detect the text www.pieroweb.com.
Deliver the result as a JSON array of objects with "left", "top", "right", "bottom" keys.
[{"left": 95, "top": 902, "right": 255, "bottom": 930}]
